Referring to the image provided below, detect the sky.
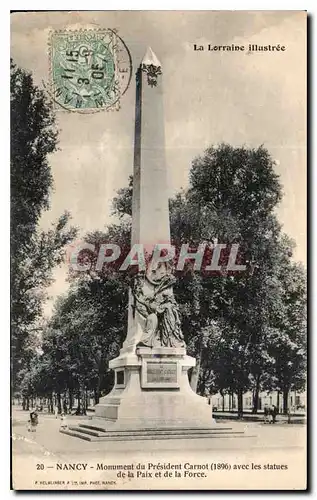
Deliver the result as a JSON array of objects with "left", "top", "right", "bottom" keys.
[{"left": 11, "top": 11, "right": 307, "bottom": 313}]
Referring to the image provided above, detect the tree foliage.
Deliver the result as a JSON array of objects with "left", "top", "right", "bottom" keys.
[{"left": 11, "top": 61, "right": 77, "bottom": 389}]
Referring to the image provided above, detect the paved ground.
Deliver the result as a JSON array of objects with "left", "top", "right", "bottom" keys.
[{"left": 11, "top": 408, "right": 307, "bottom": 491}]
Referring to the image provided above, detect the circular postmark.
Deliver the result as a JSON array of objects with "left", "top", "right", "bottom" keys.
[{"left": 49, "top": 28, "right": 132, "bottom": 112}]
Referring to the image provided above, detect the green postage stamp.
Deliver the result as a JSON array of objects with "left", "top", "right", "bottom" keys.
[{"left": 49, "top": 28, "right": 132, "bottom": 112}]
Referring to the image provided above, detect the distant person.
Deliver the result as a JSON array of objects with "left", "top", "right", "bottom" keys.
[
  {"left": 54, "top": 405, "right": 58, "bottom": 419},
  {"left": 60, "top": 412, "right": 67, "bottom": 430},
  {"left": 263, "top": 404, "right": 269, "bottom": 424},
  {"left": 28, "top": 411, "right": 38, "bottom": 432},
  {"left": 271, "top": 404, "right": 278, "bottom": 424},
  {"left": 288, "top": 405, "right": 295, "bottom": 424},
  {"left": 267, "top": 406, "right": 273, "bottom": 424},
  {"left": 63, "top": 400, "right": 68, "bottom": 414}
]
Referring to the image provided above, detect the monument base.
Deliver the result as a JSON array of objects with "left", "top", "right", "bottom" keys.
[{"left": 61, "top": 348, "right": 246, "bottom": 441}]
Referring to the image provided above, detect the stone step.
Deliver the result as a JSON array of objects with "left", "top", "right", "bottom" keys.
[
  {"left": 74, "top": 426, "right": 244, "bottom": 438},
  {"left": 60, "top": 429, "right": 99, "bottom": 441},
  {"left": 61, "top": 428, "right": 247, "bottom": 442},
  {"left": 72, "top": 426, "right": 108, "bottom": 437},
  {"left": 61, "top": 425, "right": 247, "bottom": 442},
  {"left": 78, "top": 423, "right": 236, "bottom": 434}
]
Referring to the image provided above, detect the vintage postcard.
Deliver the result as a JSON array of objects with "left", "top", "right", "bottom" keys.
[{"left": 11, "top": 10, "right": 307, "bottom": 490}]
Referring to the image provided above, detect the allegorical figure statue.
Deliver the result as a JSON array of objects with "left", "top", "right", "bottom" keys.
[
  {"left": 132, "top": 276, "right": 185, "bottom": 348},
  {"left": 155, "top": 293, "right": 185, "bottom": 347},
  {"left": 134, "top": 294, "right": 160, "bottom": 348}
]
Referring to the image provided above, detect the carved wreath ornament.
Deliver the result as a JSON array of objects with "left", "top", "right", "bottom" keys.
[{"left": 141, "top": 63, "right": 162, "bottom": 87}]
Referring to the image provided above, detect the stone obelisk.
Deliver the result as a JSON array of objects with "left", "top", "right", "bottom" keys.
[
  {"left": 121, "top": 47, "right": 171, "bottom": 357},
  {"left": 63, "top": 49, "right": 242, "bottom": 440}
]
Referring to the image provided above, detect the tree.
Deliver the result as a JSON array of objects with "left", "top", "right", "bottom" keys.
[
  {"left": 171, "top": 146, "right": 283, "bottom": 403},
  {"left": 11, "top": 59, "right": 57, "bottom": 252},
  {"left": 112, "top": 175, "right": 133, "bottom": 219},
  {"left": 11, "top": 60, "right": 77, "bottom": 389},
  {"left": 266, "top": 261, "right": 307, "bottom": 413}
]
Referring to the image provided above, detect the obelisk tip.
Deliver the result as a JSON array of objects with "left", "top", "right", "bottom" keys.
[{"left": 141, "top": 47, "right": 161, "bottom": 68}]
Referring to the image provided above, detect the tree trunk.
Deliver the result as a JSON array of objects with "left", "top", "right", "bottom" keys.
[
  {"left": 237, "top": 389, "right": 243, "bottom": 418},
  {"left": 57, "top": 392, "right": 62, "bottom": 414},
  {"left": 22, "top": 397, "right": 26, "bottom": 411},
  {"left": 82, "top": 389, "right": 87, "bottom": 416},
  {"left": 76, "top": 390, "right": 81, "bottom": 414},
  {"left": 277, "top": 391, "right": 280, "bottom": 412},
  {"left": 283, "top": 388, "right": 289, "bottom": 415},
  {"left": 69, "top": 388, "right": 73, "bottom": 413},
  {"left": 76, "top": 389, "right": 81, "bottom": 414},
  {"left": 94, "top": 388, "right": 99, "bottom": 405},
  {"left": 85, "top": 389, "right": 88, "bottom": 411},
  {"left": 219, "top": 390, "right": 225, "bottom": 412},
  {"left": 252, "top": 374, "right": 261, "bottom": 414},
  {"left": 94, "top": 372, "right": 103, "bottom": 405}
]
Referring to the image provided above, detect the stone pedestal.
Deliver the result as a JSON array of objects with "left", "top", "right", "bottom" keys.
[{"left": 94, "top": 347, "right": 216, "bottom": 429}]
